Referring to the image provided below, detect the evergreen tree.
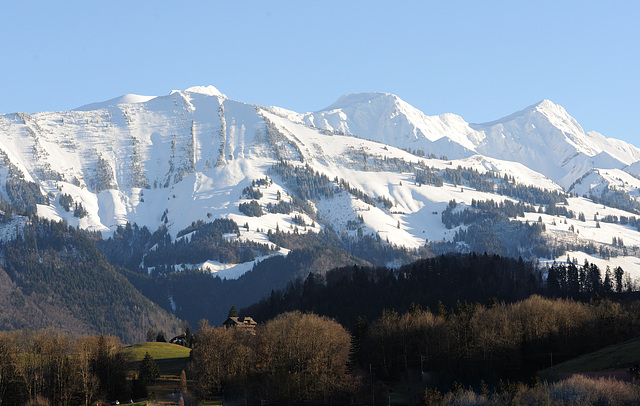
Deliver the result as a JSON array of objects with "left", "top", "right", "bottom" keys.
[
  {"left": 135, "top": 351, "right": 160, "bottom": 400},
  {"left": 139, "top": 352, "right": 160, "bottom": 385},
  {"left": 146, "top": 327, "right": 156, "bottom": 342},
  {"left": 184, "top": 324, "right": 194, "bottom": 348},
  {"left": 91, "top": 335, "right": 129, "bottom": 400},
  {"left": 603, "top": 266, "right": 613, "bottom": 293},
  {"left": 347, "top": 316, "right": 368, "bottom": 372},
  {"left": 614, "top": 266, "right": 625, "bottom": 293}
]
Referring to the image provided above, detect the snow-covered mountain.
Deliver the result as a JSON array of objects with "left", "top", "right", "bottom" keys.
[
  {"left": 279, "top": 94, "right": 640, "bottom": 191},
  {"left": 2, "top": 86, "right": 640, "bottom": 279},
  {"left": 473, "top": 100, "right": 640, "bottom": 189},
  {"left": 273, "top": 92, "right": 484, "bottom": 159}
]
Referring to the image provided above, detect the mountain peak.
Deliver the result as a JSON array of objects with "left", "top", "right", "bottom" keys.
[
  {"left": 474, "top": 99, "right": 570, "bottom": 128},
  {"left": 74, "top": 93, "right": 156, "bottom": 111},
  {"left": 530, "top": 99, "right": 570, "bottom": 116},
  {"left": 299, "top": 92, "right": 482, "bottom": 156},
  {"left": 534, "top": 98, "right": 556, "bottom": 108},
  {"left": 183, "top": 85, "right": 226, "bottom": 97},
  {"left": 320, "top": 92, "right": 398, "bottom": 112},
  {"left": 471, "top": 99, "right": 626, "bottom": 188}
]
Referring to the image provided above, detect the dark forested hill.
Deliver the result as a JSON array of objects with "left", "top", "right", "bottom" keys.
[
  {"left": 123, "top": 244, "right": 372, "bottom": 328},
  {"left": 0, "top": 218, "right": 180, "bottom": 343},
  {"left": 243, "top": 252, "right": 631, "bottom": 329}
]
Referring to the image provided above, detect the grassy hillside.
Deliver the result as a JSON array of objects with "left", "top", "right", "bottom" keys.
[
  {"left": 125, "top": 342, "right": 192, "bottom": 402},
  {"left": 540, "top": 337, "right": 640, "bottom": 380},
  {"left": 126, "top": 342, "right": 191, "bottom": 376},
  {"left": 127, "top": 342, "right": 192, "bottom": 362}
]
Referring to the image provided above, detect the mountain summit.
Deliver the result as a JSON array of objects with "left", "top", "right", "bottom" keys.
[{"left": 183, "top": 85, "right": 226, "bottom": 97}]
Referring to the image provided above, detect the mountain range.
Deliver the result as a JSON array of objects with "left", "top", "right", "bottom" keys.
[{"left": 1, "top": 85, "right": 640, "bottom": 334}]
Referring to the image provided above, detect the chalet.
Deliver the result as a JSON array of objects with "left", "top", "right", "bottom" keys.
[
  {"left": 222, "top": 316, "right": 257, "bottom": 333},
  {"left": 169, "top": 334, "right": 188, "bottom": 346}
]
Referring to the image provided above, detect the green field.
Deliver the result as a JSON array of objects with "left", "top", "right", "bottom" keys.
[
  {"left": 126, "top": 341, "right": 192, "bottom": 361},
  {"left": 539, "top": 336, "right": 640, "bottom": 379},
  {"left": 125, "top": 341, "right": 191, "bottom": 376},
  {"left": 125, "top": 341, "right": 192, "bottom": 403}
]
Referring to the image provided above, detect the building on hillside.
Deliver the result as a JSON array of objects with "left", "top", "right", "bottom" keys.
[
  {"left": 169, "top": 334, "right": 188, "bottom": 346},
  {"left": 222, "top": 316, "right": 257, "bottom": 333}
]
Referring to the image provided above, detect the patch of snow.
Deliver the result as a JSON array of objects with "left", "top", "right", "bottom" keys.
[
  {"left": 0, "top": 215, "right": 28, "bottom": 243},
  {"left": 178, "top": 254, "right": 283, "bottom": 280}
]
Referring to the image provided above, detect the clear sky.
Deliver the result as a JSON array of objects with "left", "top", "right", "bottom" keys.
[{"left": 1, "top": 1, "right": 638, "bottom": 145}]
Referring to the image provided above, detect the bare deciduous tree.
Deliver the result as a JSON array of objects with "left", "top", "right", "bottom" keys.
[{"left": 258, "top": 311, "right": 352, "bottom": 403}]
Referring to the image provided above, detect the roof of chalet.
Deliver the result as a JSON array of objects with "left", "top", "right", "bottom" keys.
[{"left": 222, "top": 316, "right": 257, "bottom": 327}]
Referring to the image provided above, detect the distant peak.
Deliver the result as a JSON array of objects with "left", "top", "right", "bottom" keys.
[
  {"left": 535, "top": 99, "right": 555, "bottom": 108},
  {"left": 510, "top": 99, "right": 563, "bottom": 117},
  {"left": 473, "top": 99, "right": 569, "bottom": 127},
  {"left": 320, "top": 92, "right": 398, "bottom": 112},
  {"left": 527, "top": 99, "right": 575, "bottom": 122},
  {"left": 183, "top": 85, "right": 225, "bottom": 97},
  {"left": 74, "top": 93, "right": 155, "bottom": 111},
  {"left": 530, "top": 99, "right": 565, "bottom": 113}
]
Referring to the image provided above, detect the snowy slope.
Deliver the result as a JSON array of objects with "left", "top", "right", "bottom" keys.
[
  {"left": 260, "top": 108, "right": 564, "bottom": 248},
  {"left": 570, "top": 168, "right": 640, "bottom": 200}
]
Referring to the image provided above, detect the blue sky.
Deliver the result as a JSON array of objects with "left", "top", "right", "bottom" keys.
[{"left": 1, "top": 1, "right": 638, "bottom": 145}]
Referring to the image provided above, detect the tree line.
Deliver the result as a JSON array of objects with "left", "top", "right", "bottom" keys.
[
  {"left": 589, "top": 185, "right": 640, "bottom": 214},
  {"left": 3, "top": 268, "right": 638, "bottom": 405},
  {"left": 245, "top": 253, "right": 634, "bottom": 328},
  {"left": 5, "top": 178, "right": 49, "bottom": 215},
  {"left": 0, "top": 331, "right": 130, "bottom": 405},
  {"left": 423, "top": 374, "right": 640, "bottom": 406},
  {"left": 195, "top": 294, "right": 640, "bottom": 404},
  {"left": 244, "top": 253, "right": 544, "bottom": 328},
  {"left": 270, "top": 160, "right": 377, "bottom": 208},
  {"left": 241, "top": 254, "right": 639, "bottom": 381},
  {"left": 354, "top": 295, "right": 640, "bottom": 382},
  {"left": 191, "top": 312, "right": 353, "bottom": 404}
]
